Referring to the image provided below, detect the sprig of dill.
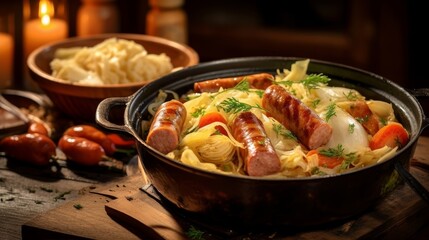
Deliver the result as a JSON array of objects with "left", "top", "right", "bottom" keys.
[
  {"left": 273, "top": 123, "right": 297, "bottom": 141},
  {"left": 217, "top": 97, "right": 263, "bottom": 114},
  {"left": 186, "top": 225, "right": 205, "bottom": 240},
  {"left": 325, "top": 103, "right": 337, "bottom": 122},
  {"left": 301, "top": 73, "right": 331, "bottom": 88},
  {"left": 277, "top": 73, "right": 331, "bottom": 89}
]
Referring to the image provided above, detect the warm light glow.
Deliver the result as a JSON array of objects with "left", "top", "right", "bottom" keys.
[
  {"left": 38, "top": 0, "right": 54, "bottom": 25},
  {"left": 39, "top": 0, "right": 54, "bottom": 17}
]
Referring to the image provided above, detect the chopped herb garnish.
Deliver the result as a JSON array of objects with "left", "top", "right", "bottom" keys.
[
  {"left": 301, "top": 73, "right": 331, "bottom": 89},
  {"left": 191, "top": 107, "right": 205, "bottom": 118},
  {"left": 40, "top": 187, "right": 54, "bottom": 193},
  {"left": 311, "top": 167, "right": 327, "bottom": 176},
  {"left": 311, "top": 99, "right": 321, "bottom": 108},
  {"left": 54, "top": 190, "right": 71, "bottom": 201},
  {"left": 73, "top": 204, "right": 83, "bottom": 210},
  {"left": 380, "top": 117, "right": 388, "bottom": 126},
  {"left": 217, "top": 97, "right": 263, "bottom": 114},
  {"left": 340, "top": 152, "right": 357, "bottom": 170},
  {"left": 277, "top": 73, "right": 330, "bottom": 89},
  {"left": 356, "top": 115, "right": 369, "bottom": 124},
  {"left": 273, "top": 123, "right": 297, "bottom": 141},
  {"left": 319, "top": 144, "right": 344, "bottom": 158},
  {"left": 233, "top": 79, "right": 251, "bottom": 91},
  {"left": 344, "top": 90, "right": 359, "bottom": 101},
  {"left": 186, "top": 225, "right": 205, "bottom": 240},
  {"left": 348, "top": 123, "right": 355, "bottom": 134},
  {"left": 325, "top": 103, "right": 337, "bottom": 122}
]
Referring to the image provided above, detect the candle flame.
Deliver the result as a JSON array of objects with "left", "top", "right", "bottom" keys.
[{"left": 38, "top": 0, "right": 54, "bottom": 26}]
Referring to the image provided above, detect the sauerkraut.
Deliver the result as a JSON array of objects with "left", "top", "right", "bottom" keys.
[
  {"left": 145, "top": 59, "right": 409, "bottom": 178},
  {"left": 50, "top": 37, "right": 173, "bottom": 85}
]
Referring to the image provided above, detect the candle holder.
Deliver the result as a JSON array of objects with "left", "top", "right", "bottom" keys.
[
  {"left": 0, "top": 8, "right": 15, "bottom": 88},
  {"left": 23, "top": 0, "right": 68, "bottom": 91}
]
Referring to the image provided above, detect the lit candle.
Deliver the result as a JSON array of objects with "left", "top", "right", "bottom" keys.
[
  {"left": 0, "top": 32, "right": 13, "bottom": 88},
  {"left": 24, "top": 0, "right": 67, "bottom": 58}
]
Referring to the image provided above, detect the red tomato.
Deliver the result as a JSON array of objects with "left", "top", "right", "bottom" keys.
[{"left": 198, "top": 112, "right": 228, "bottom": 135}]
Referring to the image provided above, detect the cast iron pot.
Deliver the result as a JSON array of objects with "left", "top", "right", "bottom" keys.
[{"left": 96, "top": 57, "right": 429, "bottom": 228}]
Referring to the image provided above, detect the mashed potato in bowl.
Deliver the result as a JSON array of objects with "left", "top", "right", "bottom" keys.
[{"left": 50, "top": 37, "right": 173, "bottom": 85}]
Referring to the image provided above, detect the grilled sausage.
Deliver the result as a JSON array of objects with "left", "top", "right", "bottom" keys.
[
  {"left": 231, "top": 111, "right": 281, "bottom": 176},
  {"left": 146, "top": 100, "right": 187, "bottom": 154},
  {"left": 194, "top": 73, "right": 274, "bottom": 93},
  {"left": 262, "top": 85, "right": 332, "bottom": 150},
  {"left": 342, "top": 100, "right": 380, "bottom": 135}
]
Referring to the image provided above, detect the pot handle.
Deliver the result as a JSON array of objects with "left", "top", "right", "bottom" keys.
[
  {"left": 96, "top": 96, "right": 132, "bottom": 134},
  {"left": 394, "top": 161, "right": 429, "bottom": 204},
  {"left": 407, "top": 88, "right": 429, "bottom": 130}
]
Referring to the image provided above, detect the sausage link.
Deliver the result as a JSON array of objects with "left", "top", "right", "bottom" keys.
[
  {"left": 194, "top": 73, "right": 274, "bottom": 93},
  {"left": 146, "top": 100, "right": 187, "bottom": 154},
  {"left": 231, "top": 111, "right": 281, "bottom": 176},
  {"left": 58, "top": 135, "right": 105, "bottom": 166},
  {"left": 262, "top": 85, "right": 332, "bottom": 150},
  {"left": 64, "top": 125, "right": 116, "bottom": 156},
  {"left": 0, "top": 133, "right": 56, "bottom": 166}
]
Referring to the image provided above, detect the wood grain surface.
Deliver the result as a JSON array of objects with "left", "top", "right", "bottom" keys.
[{"left": 13, "top": 137, "right": 429, "bottom": 240}]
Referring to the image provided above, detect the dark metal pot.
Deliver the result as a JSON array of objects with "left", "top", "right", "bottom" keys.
[{"left": 96, "top": 57, "right": 429, "bottom": 228}]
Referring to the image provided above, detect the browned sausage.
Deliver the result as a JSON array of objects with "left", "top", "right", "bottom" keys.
[
  {"left": 262, "top": 85, "right": 332, "bottom": 150},
  {"left": 146, "top": 100, "right": 187, "bottom": 154},
  {"left": 231, "top": 111, "right": 281, "bottom": 176},
  {"left": 342, "top": 100, "right": 380, "bottom": 135},
  {"left": 194, "top": 73, "right": 274, "bottom": 93},
  {"left": 0, "top": 133, "right": 56, "bottom": 166}
]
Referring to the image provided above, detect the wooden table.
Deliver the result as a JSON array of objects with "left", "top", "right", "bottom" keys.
[{"left": 1, "top": 137, "right": 429, "bottom": 240}]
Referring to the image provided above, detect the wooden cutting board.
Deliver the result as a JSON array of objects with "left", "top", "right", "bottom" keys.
[{"left": 21, "top": 164, "right": 429, "bottom": 240}]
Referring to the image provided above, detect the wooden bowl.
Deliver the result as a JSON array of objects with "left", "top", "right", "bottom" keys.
[{"left": 27, "top": 33, "right": 199, "bottom": 122}]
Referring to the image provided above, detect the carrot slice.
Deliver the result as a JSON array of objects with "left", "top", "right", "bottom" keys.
[
  {"left": 307, "top": 150, "right": 344, "bottom": 169},
  {"left": 198, "top": 112, "right": 228, "bottom": 135},
  {"left": 369, "top": 122, "right": 409, "bottom": 150}
]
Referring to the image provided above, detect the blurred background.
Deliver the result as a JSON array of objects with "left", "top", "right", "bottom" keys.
[{"left": 0, "top": 0, "right": 425, "bottom": 91}]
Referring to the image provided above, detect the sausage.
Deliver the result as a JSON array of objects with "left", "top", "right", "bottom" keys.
[
  {"left": 28, "top": 122, "right": 49, "bottom": 136},
  {"left": 262, "top": 85, "right": 332, "bottom": 150},
  {"left": 58, "top": 135, "right": 105, "bottom": 166},
  {"left": 231, "top": 111, "right": 281, "bottom": 176},
  {"left": 63, "top": 125, "right": 116, "bottom": 156},
  {"left": 342, "top": 100, "right": 380, "bottom": 135},
  {"left": 0, "top": 133, "right": 56, "bottom": 166},
  {"left": 194, "top": 73, "right": 274, "bottom": 93},
  {"left": 146, "top": 100, "right": 187, "bottom": 154}
]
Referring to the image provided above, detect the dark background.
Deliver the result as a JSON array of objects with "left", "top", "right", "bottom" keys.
[{"left": 3, "top": 0, "right": 427, "bottom": 121}]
